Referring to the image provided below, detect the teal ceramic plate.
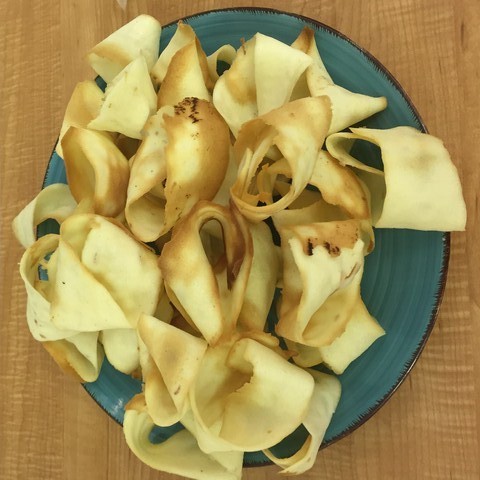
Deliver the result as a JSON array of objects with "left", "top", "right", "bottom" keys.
[{"left": 40, "top": 8, "right": 449, "bottom": 467}]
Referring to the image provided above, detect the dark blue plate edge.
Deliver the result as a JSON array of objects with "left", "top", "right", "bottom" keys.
[
  {"left": 321, "top": 231, "right": 450, "bottom": 449},
  {"left": 40, "top": 6, "right": 451, "bottom": 468}
]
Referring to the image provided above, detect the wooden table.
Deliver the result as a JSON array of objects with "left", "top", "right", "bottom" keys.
[{"left": 1, "top": 1, "right": 478, "bottom": 479}]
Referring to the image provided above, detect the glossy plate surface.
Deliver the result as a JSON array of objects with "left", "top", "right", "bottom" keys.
[{"left": 40, "top": 7, "right": 449, "bottom": 466}]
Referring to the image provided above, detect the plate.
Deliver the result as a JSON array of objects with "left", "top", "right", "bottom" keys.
[{"left": 40, "top": 7, "right": 449, "bottom": 467}]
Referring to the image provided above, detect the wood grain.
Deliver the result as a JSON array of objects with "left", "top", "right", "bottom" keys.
[{"left": 1, "top": 1, "right": 478, "bottom": 479}]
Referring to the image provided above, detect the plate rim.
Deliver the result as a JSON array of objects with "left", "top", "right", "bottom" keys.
[{"left": 41, "top": 5, "right": 451, "bottom": 465}]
